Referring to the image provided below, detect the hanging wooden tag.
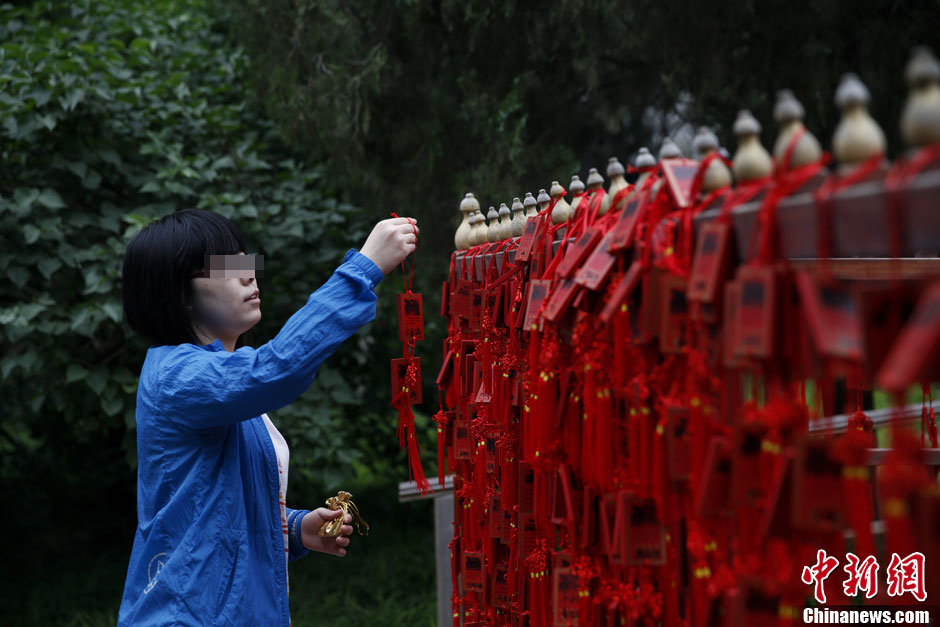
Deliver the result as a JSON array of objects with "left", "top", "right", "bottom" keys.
[
  {"left": 695, "top": 436, "right": 733, "bottom": 518},
  {"left": 575, "top": 231, "right": 618, "bottom": 291},
  {"left": 622, "top": 494, "right": 667, "bottom": 566},
  {"left": 522, "top": 279, "right": 552, "bottom": 332},
  {"left": 468, "top": 288, "right": 484, "bottom": 330},
  {"left": 877, "top": 281, "right": 940, "bottom": 392},
  {"left": 552, "top": 558, "right": 580, "bottom": 626},
  {"left": 723, "top": 579, "right": 782, "bottom": 627},
  {"left": 551, "top": 464, "right": 576, "bottom": 527},
  {"left": 556, "top": 227, "right": 603, "bottom": 278},
  {"left": 659, "top": 273, "right": 689, "bottom": 354},
  {"left": 492, "top": 563, "right": 511, "bottom": 608},
  {"left": 485, "top": 431, "right": 498, "bottom": 474},
  {"left": 543, "top": 277, "right": 580, "bottom": 324},
  {"left": 391, "top": 357, "right": 422, "bottom": 404},
  {"left": 600, "top": 491, "right": 626, "bottom": 564},
  {"left": 609, "top": 194, "right": 648, "bottom": 252},
  {"left": 792, "top": 437, "right": 847, "bottom": 532},
  {"left": 855, "top": 281, "right": 922, "bottom": 379},
  {"left": 666, "top": 405, "right": 691, "bottom": 483},
  {"left": 759, "top": 449, "right": 795, "bottom": 540},
  {"left": 520, "top": 514, "right": 538, "bottom": 557},
  {"left": 660, "top": 157, "right": 700, "bottom": 208},
  {"left": 488, "top": 493, "right": 502, "bottom": 538},
  {"left": 454, "top": 410, "right": 471, "bottom": 461},
  {"left": 687, "top": 220, "right": 732, "bottom": 304},
  {"left": 722, "top": 280, "right": 745, "bottom": 369},
  {"left": 580, "top": 487, "right": 596, "bottom": 550},
  {"left": 463, "top": 551, "right": 486, "bottom": 593},
  {"left": 731, "top": 422, "right": 766, "bottom": 509},
  {"left": 599, "top": 261, "right": 643, "bottom": 325},
  {"left": 514, "top": 216, "right": 543, "bottom": 263},
  {"left": 794, "top": 272, "right": 863, "bottom": 362},
  {"left": 518, "top": 463, "right": 535, "bottom": 514},
  {"left": 636, "top": 267, "right": 663, "bottom": 344},
  {"left": 501, "top": 507, "right": 514, "bottom": 546},
  {"left": 397, "top": 293, "right": 425, "bottom": 343},
  {"left": 452, "top": 278, "right": 472, "bottom": 321},
  {"left": 733, "top": 266, "right": 777, "bottom": 359}
]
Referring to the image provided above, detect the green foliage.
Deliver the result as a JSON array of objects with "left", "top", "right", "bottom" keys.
[{"left": 0, "top": 0, "right": 427, "bottom": 557}]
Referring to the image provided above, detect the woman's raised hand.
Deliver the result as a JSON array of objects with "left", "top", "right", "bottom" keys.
[
  {"left": 358, "top": 217, "right": 419, "bottom": 275},
  {"left": 300, "top": 508, "right": 354, "bottom": 557}
]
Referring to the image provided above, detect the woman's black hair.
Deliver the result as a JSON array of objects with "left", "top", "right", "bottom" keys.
[{"left": 122, "top": 208, "right": 249, "bottom": 347}]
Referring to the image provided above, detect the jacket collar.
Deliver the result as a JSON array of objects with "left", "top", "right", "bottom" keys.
[{"left": 201, "top": 339, "right": 226, "bottom": 352}]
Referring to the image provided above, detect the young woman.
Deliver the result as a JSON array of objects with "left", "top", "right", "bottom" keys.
[{"left": 118, "top": 208, "right": 418, "bottom": 625}]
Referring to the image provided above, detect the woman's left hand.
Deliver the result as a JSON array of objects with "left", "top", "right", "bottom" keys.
[{"left": 300, "top": 508, "right": 354, "bottom": 557}]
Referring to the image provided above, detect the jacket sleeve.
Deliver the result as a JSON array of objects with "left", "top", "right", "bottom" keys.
[
  {"left": 155, "top": 249, "right": 385, "bottom": 430},
  {"left": 286, "top": 507, "right": 311, "bottom": 561}
]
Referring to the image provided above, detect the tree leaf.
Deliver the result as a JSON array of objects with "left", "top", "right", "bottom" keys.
[
  {"left": 37, "top": 188, "right": 65, "bottom": 209},
  {"left": 66, "top": 364, "right": 88, "bottom": 384},
  {"left": 22, "top": 224, "right": 41, "bottom": 244}
]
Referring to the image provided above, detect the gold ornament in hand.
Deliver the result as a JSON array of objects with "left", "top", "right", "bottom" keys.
[{"left": 318, "top": 490, "right": 370, "bottom": 537}]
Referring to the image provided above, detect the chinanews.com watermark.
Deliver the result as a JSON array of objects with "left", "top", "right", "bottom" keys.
[{"left": 797, "top": 550, "right": 934, "bottom": 625}]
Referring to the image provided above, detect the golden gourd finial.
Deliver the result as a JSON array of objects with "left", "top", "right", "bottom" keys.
[
  {"left": 537, "top": 189, "right": 551, "bottom": 216},
  {"left": 455, "top": 192, "right": 478, "bottom": 250},
  {"left": 600, "top": 157, "right": 628, "bottom": 215},
  {"left": 498, "top": 202, "right": 513, "bottom": 240},
  {"left": 658, "top": 138, "right": 682, "bottom": 160},
  {"left": 486, "top": 206, "right": 500, "bottom": 243},
  {"left": 693, "top": 126, "right": 732, "bottom": 193},
  {"left": 832, "top": 73, "right": 886, "bottom": 168},
  {"left": 772, "top": 89, "right": 822, "bottom": 170},
  {"left": 901, "top": 46, "right": 940, "bottom": 148},
  {"left": 549, "top": 180, "right": 571, "bottom": 225},
  {"left": 586, "top": 167, "right": 604, "bottom": 190},
  {"left": 732, "top": 109, "right": 772, "bottom": 183},
  {"left": 510, "top": 197, "right": 526, "bottom": 237},
  {"left": 523, "top": 192, "right": 538, "bottom": 217}
]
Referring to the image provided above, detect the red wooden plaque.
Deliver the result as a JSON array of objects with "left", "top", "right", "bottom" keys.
[
  {"left": 600, "top": 491, "right": 625, "bottom": 564},
  {"left": 488, "top": 493, "right": 502, "bottom": 538},
  {"left": 492, "top": 564, "right": 511, "bottom": 609},
  {"left": 660, "top": 158, "right": 700, "bottom": 208},
  {"left": 794, "top": 272, "right": 863, "bottom": 362},
  {"left": 666, "top": 405, "right": 691, "bottom": 483},
  {"left": 556, "top": 227, "right": 603, "bottom": 278},
  {"left": 659, "top": 273, "right": 689, "bottom": 354},
  {"left": 731, "top": 422, "right": 766, "bottom": 509},
  {"left": 514, "top": 216, "right": 543, "bottom": 263},
  {"left": 791, "top": 437, "right": 846, "bottom": 532},
  {"left": 877, "top": 281, "right": 940, "bottom": 391},
  {"left": 599, "top": 261, "right": 643, "bottom": 325},
  {"left": 575, "top": 231, "right": 617, "bottom": 291},
  {"left": 733, "top": 266, "right": 777, "bottom": 359},
  {"left": 454, "top": 409, "right": 470, "bottom": 461},
  {"left": 552, "top": 564, "right": 580, "bottom": 627},
  {"left": 522, "top": 279, "right": 552, "bottom": 331},
  {"left": 463, "top": 551, "right": 486, "bottom": 593},
  {"left": 695, "top": 436, "right": 733, "bottom": 518},
  {"left": 609, "top": 194, "right": 648, "bottom": 252},
  {"left": 390, "top": 357, "right": 422, "bottom": 404},
  {"left": 543, "top": 277, "right": 580, "bottom": 324},
  {"left": 722, "top": 280, "right": 745, "bottom": 369},
  {"left": 397, "top": 292, "right": 425, "bottom": 343},
  {"left": 622, "top": 494, "right": 666, "bottom": 566},
  {"left": 687, "top": 220, "right": 732, "bottom": 304}
]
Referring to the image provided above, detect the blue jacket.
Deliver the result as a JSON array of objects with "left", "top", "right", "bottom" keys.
[{"left": 118, "top": 249, "right": 385, "bottom": 626}]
